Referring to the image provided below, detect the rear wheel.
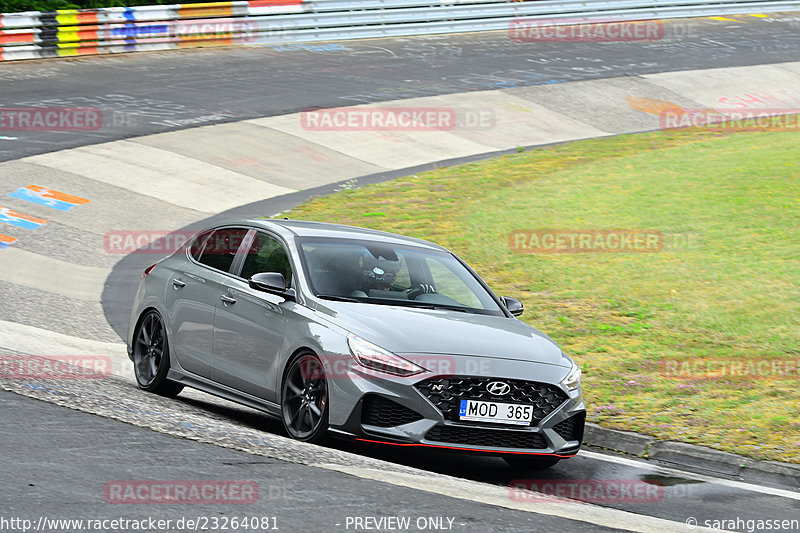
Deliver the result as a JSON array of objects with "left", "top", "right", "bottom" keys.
[
  {"left": 503, "top": 455, "right": 561, "bottom": 470},
  {"left": 132, "top": 310, "right": 183, "bottom": 397},
  {"left": 281, "top": 353, "right": 329, "bottom": 443}
]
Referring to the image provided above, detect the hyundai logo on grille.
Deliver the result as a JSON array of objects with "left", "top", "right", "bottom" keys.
[{"left": 486, "top": 381, "right": 511, "bottom": 396}]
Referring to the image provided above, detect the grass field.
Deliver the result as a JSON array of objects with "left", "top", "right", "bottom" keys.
[{"left": 280, "top": 127, "right": 800, "bottom": 463}]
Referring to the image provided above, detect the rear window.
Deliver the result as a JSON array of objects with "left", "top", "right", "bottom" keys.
[{"left": 188, "top": 231, "right": 211, "bottom": 261}]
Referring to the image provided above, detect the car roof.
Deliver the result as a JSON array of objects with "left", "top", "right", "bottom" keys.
[{"left": 221, "top": 218, "right": 447, "bottom": 251}]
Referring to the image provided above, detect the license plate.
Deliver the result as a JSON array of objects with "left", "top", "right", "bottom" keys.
[{"left": 458, "top": 399, "right": 533, "bottom": 426}]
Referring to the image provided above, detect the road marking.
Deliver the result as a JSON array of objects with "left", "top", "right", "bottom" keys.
[
  {"left": 0, "top": 247, "right": 108, "bottom": 301},
  {"left": 314, "top": 464, "right": 728, "bottom": 533},
  {"left": 580, "top": 450, "right": 800, "bottom": 501},
  {"left": 0, "top": 234, "right": 16, "bottom": 249},
  {"left": 0, "top": 207, "right": 49, "bottom": 230},
  {"left": 709, "top": 16, "right": 738, "bottom": 21},
  {"left": 9, "top": 185, "right": 90, "bottom": 211},
  {"left": 0, "top": 320, "right": 131, "bottom": 379}
]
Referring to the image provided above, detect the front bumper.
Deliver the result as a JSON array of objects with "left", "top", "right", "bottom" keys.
[{"left": 325, "top": 354, "right": 585, "bottom": 457}]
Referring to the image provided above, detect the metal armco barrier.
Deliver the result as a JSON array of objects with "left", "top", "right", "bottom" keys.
[{"left": 1, "top": 0, "right": 798, "bottom": 61}]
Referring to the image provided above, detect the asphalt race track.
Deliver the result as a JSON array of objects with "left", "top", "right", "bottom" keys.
[
  {"left": 1, "top": 14, "right": 800, "bottom": 163},
  {"left": 1, "top": 12, "right": 799, "bottom": 533}
]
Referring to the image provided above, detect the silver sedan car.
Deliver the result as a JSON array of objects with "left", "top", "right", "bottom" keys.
[{"left": 127, "top": 219, "right": 585, "bottom": 469}]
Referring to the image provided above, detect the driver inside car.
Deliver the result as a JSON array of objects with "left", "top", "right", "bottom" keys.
[
  {"left": 351, "top": 251, "right": 403, "bottom": 298},
  {"left": 350, "top": 248, "right": 435, "bottom": 300}
]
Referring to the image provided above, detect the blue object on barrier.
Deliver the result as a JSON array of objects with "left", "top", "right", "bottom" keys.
[{"left": 111, "top": 25, "right": 169, "bottom": 39}]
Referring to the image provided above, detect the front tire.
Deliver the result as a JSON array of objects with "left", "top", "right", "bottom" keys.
[
  {"left": 132, "top": 310, "right": 183, "bottom": 398},
  {"left": 281, "top": 353, "right": 329, "bottom": 443},
  {"left": 503, "top": 455, "right": 561, "bottom": 470}
]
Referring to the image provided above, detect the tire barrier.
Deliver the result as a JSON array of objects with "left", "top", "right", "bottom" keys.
[{"left": 1, "top": 0, "right": 798, "bottom": 61}]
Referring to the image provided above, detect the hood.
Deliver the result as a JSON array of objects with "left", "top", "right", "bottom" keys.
[{"left": 315, "top": 301, "right": 569, "bottom": 367}]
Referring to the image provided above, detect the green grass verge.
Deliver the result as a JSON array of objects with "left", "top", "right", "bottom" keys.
[{"left": 280, "top": 127, "right": 800, "bottom": 463}]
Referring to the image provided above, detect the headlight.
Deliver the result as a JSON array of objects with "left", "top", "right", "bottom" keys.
[
  {"left": 561, "top": 360, "right": 582, "bottom": 391},
  {"left": 347, "top": 334, "right": 426, "bottom": 377}
]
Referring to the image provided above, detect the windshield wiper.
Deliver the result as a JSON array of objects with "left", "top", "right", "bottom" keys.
[
  {"left": 397, "top": 301, "right": 473, "bottom": 313},
  {"left": 315, "top": 294, "right": 361, "bottom": 303},
  {"left": 316, "top": 295, "right": 474, "bottom": 312}
]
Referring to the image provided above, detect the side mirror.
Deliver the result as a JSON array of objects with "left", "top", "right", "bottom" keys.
[
  {"left": 501, "top": 296, "right": 524, "bottom": 317},
  {"left": 249, "top": 272, "right": 295, "bottom": 301}
]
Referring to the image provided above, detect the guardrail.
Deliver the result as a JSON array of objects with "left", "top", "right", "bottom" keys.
[{"left": 1, "top": 0, "right": 798, "bottom": 61}]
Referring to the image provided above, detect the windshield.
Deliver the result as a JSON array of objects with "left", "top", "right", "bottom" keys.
[{"left": 298, "top": 238, "right": 503, "bottom": 315}]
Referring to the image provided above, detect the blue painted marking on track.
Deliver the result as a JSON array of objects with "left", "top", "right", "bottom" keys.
[
  {"left": 0, "top": 232, "right": 14, "bottom": 249},
  {"left": 0, "top": 207, "right": 47, "bottom": 230},
  {"left": 8, "top": 185, "right": 88, "bottom": 211},
  {"left": 9, "top": 188, "right": 73, "bottom": 211},
  {"left": 271, "top": 44, "right": 352, "bottom": 52},
  {"left": 21, "top": 384, "right": 75, "bottom": 396}
]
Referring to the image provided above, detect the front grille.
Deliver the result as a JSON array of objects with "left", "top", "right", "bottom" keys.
[
  {"left": 552, "top": 413, "right": 586, "bottom": 442},
  {"left": 426, "top": 426, "right": 547, "bottom": 449},
  {"left": 416, "top": 376, "right": 567, "bottom": 425},
  {"left": 362, "top": 395, "right": 423, "bottom": 428}
]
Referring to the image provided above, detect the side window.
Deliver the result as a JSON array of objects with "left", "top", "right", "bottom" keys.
[
  {"left": 240, "top": 232, "right": 292, "bottom": 288},
  {"left": 196, "top": 228, "right": 249, "bottom": 273},
  {"left": 425, "top": 257, "right": 482, "bottom": 308}
]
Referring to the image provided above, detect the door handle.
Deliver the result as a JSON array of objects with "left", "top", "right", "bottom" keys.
[
  {"left": 172, "top": 279, "right": 186, "bottom": 288},
  {"left": 220, "top": 294, "right": 237, "bottom": 305}
]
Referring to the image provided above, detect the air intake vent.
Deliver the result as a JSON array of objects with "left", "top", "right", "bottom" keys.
[
  {"left": 553, "top": 413, "right": 586, "bottom": 442},
  {"left": 426, "top": 426, "right": 547, "bottom": 449},
  {"left": 362, "top": 395, "right": 423, "bottom": 428}
]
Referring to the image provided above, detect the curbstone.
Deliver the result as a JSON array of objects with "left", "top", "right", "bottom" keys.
[
  {"left": 584, "top": 424, "right": 800, "bottom": 489},
  {"left": 583, "top": 422, "right": 656, "bottom": 456},
  {"left": 648, "top": 440, "right": 745, "bottom": 476}
]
